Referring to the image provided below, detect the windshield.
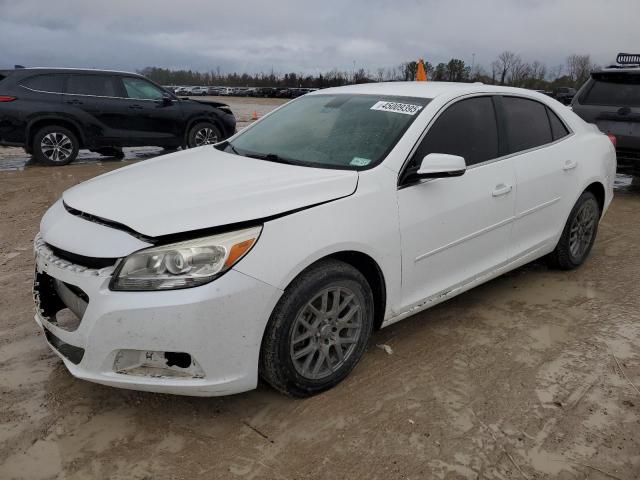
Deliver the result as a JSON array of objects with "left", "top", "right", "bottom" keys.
[{"left": 224, "top": 94, "right": 430, "bottom": 169}]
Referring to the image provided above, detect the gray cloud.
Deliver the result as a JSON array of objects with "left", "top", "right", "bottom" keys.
[{"left": 1, "top": 0, "right": 637, "bottom": 75}]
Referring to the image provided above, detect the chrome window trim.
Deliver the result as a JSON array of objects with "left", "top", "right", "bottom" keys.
[{"left": 397, "top": 92, "right": 575, "bottom": 188}]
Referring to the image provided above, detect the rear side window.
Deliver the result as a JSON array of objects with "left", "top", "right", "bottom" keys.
[
  {"left": 547, "top": 107, "right": 570, "bottom": 140},
  {"left": 502, "top": 97, "right": 552, "bottom": 153},
  {"left": 413, "top": 96, "right": 499, "bottom": 166},
  {"left": 21, "top": 74, "right": 64, "bottom": 93},
  {"left": 581, "top": 76, "right": 640, "bottom": 107},
  {"left": 66, "top": 75, "right": 119, "bottom": 97}
]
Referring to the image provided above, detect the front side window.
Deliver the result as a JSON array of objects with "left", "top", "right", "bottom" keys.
[
  {"left": 21, "top": 74, "right": 64, "bottom": 93},
  {"left": 410, "top": 96, "right": 499, "bottom": 168},
  {"left": 580, "top": 75, "right": 640, "bottom": 107},
  {"left": 225, "top": 94, "right": 431, "bottom": 170},
  {"left": 66, "top": 75, "right": 118, "bottom": 97},
  {"left": 122, "top": 77, "right": 165, "bottom": 100},
  {"left": 502, "top": 96, "right": 552, "bottom": 153}
]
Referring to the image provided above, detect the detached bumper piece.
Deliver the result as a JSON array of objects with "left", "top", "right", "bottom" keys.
[{"left": 44, "top": 328, "right": 85, "bottom": 365}]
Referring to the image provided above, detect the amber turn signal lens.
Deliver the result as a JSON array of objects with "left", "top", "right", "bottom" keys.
[{"left": 225, "top": 239, "right": 256, "bottom": 268}]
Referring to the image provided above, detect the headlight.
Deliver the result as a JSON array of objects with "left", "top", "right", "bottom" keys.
[{"left": 110, "top": 226, "right": 261, "bottom": 291}]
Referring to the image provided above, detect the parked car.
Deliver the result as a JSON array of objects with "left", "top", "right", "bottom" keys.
[
  {"left": 189, "top": 86, "right": 209, "bottom": 96},
  {"left": 207, "top": 86, "right": 223, "bottom": 96},
  {"left": 175, "top": 86, "right": 193, "bottom": 96},
  {"left": 0, "top": 68, "right": 236, "bottom": 165},
  {"left": 572, "top": 53, "right": 640, "bottom": 175},
  {"left": 254, "top": 87, "right": 278, "bottom": 97},
  {"left": 33, "top": 82, "right": 614, "bottom": 397},
  {"left": 219, "top": 87, "right": 235, "bottom": 96},
  {"left": 553, "top": 87, "right": 577, "bottom": 105}
]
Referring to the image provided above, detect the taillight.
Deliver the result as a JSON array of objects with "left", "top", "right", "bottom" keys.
[
  {"left": 607, "top": 133, "right": 617, "bottom": 149},
  {"left": 0, "top": 96, "right": 16, "bottom": 102}
]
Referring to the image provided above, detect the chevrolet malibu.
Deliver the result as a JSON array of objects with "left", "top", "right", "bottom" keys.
[{"left": 33, "top": 82, "right": 616, "bottom": 397}]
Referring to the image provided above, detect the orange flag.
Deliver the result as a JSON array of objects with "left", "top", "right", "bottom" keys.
[{"left": 416, "top": 59, "right": 427, "bottom": 81}]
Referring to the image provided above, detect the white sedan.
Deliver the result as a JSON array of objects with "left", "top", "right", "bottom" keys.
[{"left": 33, "top": 82, "right": 616, "bottom": 397}]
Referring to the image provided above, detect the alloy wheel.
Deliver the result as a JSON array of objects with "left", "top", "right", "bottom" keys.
[
  {"left": 569, "top": 200, "right": 597, "bottom": 258},
  {"left": 194, "top": 127, "right": 218, "bottom": 146},
  {"left": 40, "top": 132, "right": 73, "bottom": 163},
  {"left": 289, "top": 286, "right": 363, "bottom": 380}
]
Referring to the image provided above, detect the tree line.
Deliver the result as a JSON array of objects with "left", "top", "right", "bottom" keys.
[{"left": 140, "top": 52, "right": 598, "bottom": 91}]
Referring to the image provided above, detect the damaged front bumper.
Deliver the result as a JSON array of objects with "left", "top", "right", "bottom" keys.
[{"left": 33, "top": 234, "right": 282, "bottom": 396}]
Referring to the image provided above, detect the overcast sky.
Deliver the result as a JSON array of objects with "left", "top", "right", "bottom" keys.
[{"left": 1, "top": 0, "right": 637, "bottom": 75}]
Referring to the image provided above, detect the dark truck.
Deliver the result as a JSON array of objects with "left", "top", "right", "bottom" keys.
[{"left": 572, "top": 53, "right": 640, "bottom": 175}]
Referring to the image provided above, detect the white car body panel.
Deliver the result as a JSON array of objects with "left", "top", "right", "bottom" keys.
[
  {"left": 33, "top": 82, "right": 616, "bottom": 396},
  {"left": 62, "top": 147, "right": 358, "bottom": 237}
]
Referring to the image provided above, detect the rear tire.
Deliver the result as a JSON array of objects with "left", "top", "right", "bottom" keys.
[
  {"left": 32, "top": 126, "right": 79, "bottom": 166},
  {"left": 260, "top": 259, "right": 374, "bottom": 398},
  {"left": 547, "top": 191, "right": 600, "bottom": 270}
]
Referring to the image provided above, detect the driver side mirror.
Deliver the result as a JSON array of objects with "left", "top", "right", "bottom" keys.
[
  {"left": 417, "top": 153, "right": 466, "bottom": 178},
  {"left": 161, "top": 93, "right": 174, "bottom": 105}
]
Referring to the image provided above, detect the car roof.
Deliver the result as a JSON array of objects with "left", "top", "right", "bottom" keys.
[
  {"left": 3, "top": 67, "right": 142, "bottom": 76},
  {"left": 308, "top": 81, "right": 550, "bottom": 101}
]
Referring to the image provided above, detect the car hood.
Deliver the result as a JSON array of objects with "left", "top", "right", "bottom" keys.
[{"left": 62, "top": 147, "right": 358, "bottom": 238}]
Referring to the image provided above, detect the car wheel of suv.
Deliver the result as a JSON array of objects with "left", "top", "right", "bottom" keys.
[
  {"left": 548, "top": 191, "right": 600, "bottom": 270},
  {"left": 260, "top": 259, "right": 374, "bottom": 398},
  {"left": 187, "top": 122, "right": 221, "bottom": 147},
  {"left": 32, "top": 126, "right": 79, "bottom": 166}
]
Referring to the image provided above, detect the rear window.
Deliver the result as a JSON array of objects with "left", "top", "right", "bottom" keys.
[
  {"left": 581, "top": 75, "right": 640, "bottom": 107},
  {"left": 20, "top": 74, "right": 65, "bottom": 93},
  {"left": 502, "top": 96, "right": 553, "bottom": 153},
  {"left": 66, "top": 75, "right": 119, "bottom": 97}
]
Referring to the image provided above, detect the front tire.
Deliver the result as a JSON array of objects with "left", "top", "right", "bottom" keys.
[
  {"left": 187, "top": 122, "right": 221, "bottom": 148},
  {"left": 32, "top": 126, "right": 79, "bottom": 166},
  {"left": 548, "top": 191, "right": 600, "bottom": 269},
  {"left": 260, "top": 259, "right": 374, "bottom": 398}
]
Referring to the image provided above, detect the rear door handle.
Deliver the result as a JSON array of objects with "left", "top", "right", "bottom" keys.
[
  {"left": 129, "top": 104, "right": 143, "bottom": 109},
  {"left": 66, "top": 99, "right": 83, "bottom": 105},
  {"left": 563, "top": 159, "right": 578, "bottom": 171},
  {"left": 492, "top": 184, "right": 513, "bottom": 197}
]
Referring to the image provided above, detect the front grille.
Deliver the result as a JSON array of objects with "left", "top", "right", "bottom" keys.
[
  {"left": 47, "top": 244, "right": 116, "bottom": 269},
  {"left": 34, "top": 270, "right": 88, "bottom": 332}
]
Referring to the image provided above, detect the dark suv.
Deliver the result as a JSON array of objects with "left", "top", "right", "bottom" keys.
[
  {"left": 0, "top": 68, "right": 236, "bottom": 165},
  {"left": 572, "top": 53, "right": 640, "bottom": 175}
]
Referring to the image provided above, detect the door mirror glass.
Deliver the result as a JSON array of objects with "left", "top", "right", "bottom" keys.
[{"left": 417, "top": 153, "right": 466, "bottom": 178}]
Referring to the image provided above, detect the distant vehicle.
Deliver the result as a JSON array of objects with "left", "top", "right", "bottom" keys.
[
  {"left": 0, "top": 68, "right": 236, "bottom": 165},
  {"left": 254, "top": 87, "right": 278, "bottom": 98},
  {"left": 219, "top": 87, "right": 235, "bottom": 96},
  {"left": 553, "top": 87, "right": 577, "bottom": 105},
  {"left": 276, "top": 88, "right": 292, "bottom": 98},
  {"left": 33, "top": 82, "right": 614, "bottom": 397},
  {"left": 174, "top": 86, "right": 193, "bottom": 96},
  {"left": 572, "top": 53, "right": 640, "bottom": 175},
  {"left": 190, "top": 86, "right": 209, "bottom": 96},
  {"left": 207, "top": 86, "right": 223, "bottom": 96}
]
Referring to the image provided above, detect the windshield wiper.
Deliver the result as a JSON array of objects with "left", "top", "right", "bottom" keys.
[{"left": 245, "top": 152, "right": 298, "bottom": 165}]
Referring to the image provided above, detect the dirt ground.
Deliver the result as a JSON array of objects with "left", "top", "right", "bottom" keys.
[{"left": 1, "top": 98, "right": 639, "bottom": 479}]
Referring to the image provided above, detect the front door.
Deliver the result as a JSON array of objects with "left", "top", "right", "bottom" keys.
[{"left": 398, "top": 96, "right": 516, "bottom": 309}]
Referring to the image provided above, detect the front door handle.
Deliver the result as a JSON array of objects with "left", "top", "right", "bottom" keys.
[
  {"left": 66, "top": 99, "right": 83, "bottom": 105},
  {"left": 129, "top": 104, "right": 143, "bottom": 109},
  {"left": 563, "top": 159, "right": 578, "bottom": 171},
  {"left": 492, "top": 184, "right": 513, "bottom": 197}
]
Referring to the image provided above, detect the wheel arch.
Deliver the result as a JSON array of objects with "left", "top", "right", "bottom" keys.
[
  {"left": 26, "top": 116, "right": 86, "bottom": 149},
  {"left": 183, "top": 115, "right": 227, "bottom": 145},
  {"left": 281, "top": 250, "right": 387, "bottom": 331},
  {"left": 583, "top": 181, "right": 605, "bottom": 216}
]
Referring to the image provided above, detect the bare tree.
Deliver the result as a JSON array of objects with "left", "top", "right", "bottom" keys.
[
  {"left": 566, "top": 54, "right": 594, "bottom": 87},
  {"left": 496, "top": 51, "right": 519, "bottom": 85}
]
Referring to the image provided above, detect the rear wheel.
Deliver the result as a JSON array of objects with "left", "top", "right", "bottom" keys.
[
  {"left": 260, "top": 259, "right": 374, "bottom": 397},
  {"left": 187, "top": 122, "right": 221, "bottom": 148},
  {"left": 548, "top": 191, "right": 600, "bottom": 269},
  {"left": 32, "top": 126, "right": 79, "bottom": 166}
]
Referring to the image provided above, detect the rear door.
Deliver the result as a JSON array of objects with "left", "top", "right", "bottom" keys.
[
  {"left": 500, "top": 96, "right": 574, "bottom": 258},
  {"left": 397, "top": 95, "right": 516, "bottom": 308},
  {"left": 63, "top": 74, "right": 125, "bottom": 146}
]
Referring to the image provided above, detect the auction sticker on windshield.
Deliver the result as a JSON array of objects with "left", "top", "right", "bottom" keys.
[{"left": 370, "top": 101, "right": 423, "bottom": 115}]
